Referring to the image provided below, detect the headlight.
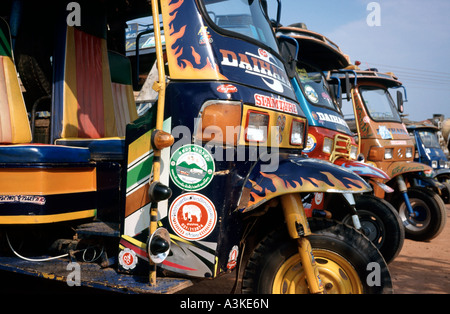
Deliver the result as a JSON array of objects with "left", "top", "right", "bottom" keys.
[
  {"left": 368, "top": 146, "right": 383, "bottom": 161},
  {"left": 350, "top": 146, "right": 358, "bottom": 160},
  {"left": 446, "top": 161, "right": 450, "bottom": 169},
  {"left": 432, "top": 160, "right": 438, "bottom": 169},
  {"left": 323, "top": 137, "right": 333, "bottom": 154},
  {"left": 246, "top": 110, "right": 269, "bottom": 142},
  {"left": 195, "top": 100, "right": 242, "bottom": 145},
  {"left": 384, "top": 148, "right": 393, "bottom": 160},
  {"left": 405, "top": 147, "right": 413, "bottom": 159},
  {"left": 290, "top": 119, "right": 305, "bottom": 146}
]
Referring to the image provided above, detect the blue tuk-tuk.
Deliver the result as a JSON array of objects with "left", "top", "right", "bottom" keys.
[{"left": 407, "top": 122, "right": 450, "bottom": 203}]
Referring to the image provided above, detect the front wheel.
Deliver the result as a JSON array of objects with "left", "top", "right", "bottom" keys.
[
  {"left": 343, "top": 194, "right": 405, "bottom": 264},
  {"left": 242, "top": 219, "right": 393, "bottom": 294},
  {"left": 393, "top": 187, "right": 447, "bottom": 241}
]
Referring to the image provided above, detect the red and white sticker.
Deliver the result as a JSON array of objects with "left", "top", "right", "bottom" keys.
[
  {"left": 258, "top": 48, "right": 269, "bottom": 59},
  {"left": 227, "top": 245, "right": 239, "bottom": 270},
  {"left": 254, "top": 93, "right": 298, "bottom": 114},
  {"left": 217, "top": 84, "right": 238, "bottom": 94},
  {"left": 118, "top": 248, "right": 137, "bottom": 270},
  {"left": 169, "top": 193, "right": 217, "bottom": 241}
]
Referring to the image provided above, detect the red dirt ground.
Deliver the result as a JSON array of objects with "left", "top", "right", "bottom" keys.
[{"left": 389, "top": 204, "right": 450, "bottom": 294}]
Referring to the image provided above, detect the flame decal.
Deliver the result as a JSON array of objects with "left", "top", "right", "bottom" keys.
[
  {"left": 243, "top": 165, "right": 369, "bottom": 212},
  {"left": 162, "top": 0, "right": 227, "bottom": 80}
]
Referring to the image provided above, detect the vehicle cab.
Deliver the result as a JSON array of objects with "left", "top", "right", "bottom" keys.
[
  {"left": 277, "top": 26, "right": 358, "bottom": 163},
  {"left": 332, "top": 69, "right": 419, "bottom": 184},
  {"left": 330, "top": 67, "right": 447, "bottom": 241},
  {"left": 406, "top": 122, "right": 450, "bottom": 202}
]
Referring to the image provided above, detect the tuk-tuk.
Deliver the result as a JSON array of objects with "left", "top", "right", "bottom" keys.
[
  {"left": 330, "top": 67, "right": 447, "bottom": 241},
  {"left": 276, "top": 24, "right": 404, "bottom": 264},
  {"left": 0, "top": 0, "right": 391, "bottom": 294},
  {"left": 406, "top": 122, "right": 450, "bottom": 203}
]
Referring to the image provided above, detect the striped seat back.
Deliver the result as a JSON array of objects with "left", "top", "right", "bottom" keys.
[
  {"left": 52, "top": 12, "right": 117, "bottom": 140},
  {"left": 0, "top": 18, "right": 32, "bottom": 144}
]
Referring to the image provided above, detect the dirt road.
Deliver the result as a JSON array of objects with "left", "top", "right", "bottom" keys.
[{"left": 389, "top": 204, "right": 450, "bottom": 294}]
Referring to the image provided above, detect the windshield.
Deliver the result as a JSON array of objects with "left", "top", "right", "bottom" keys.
[
  {"left": 419, "top": 131, "right": 441, "bottom": 149},
  {"left": 202, "top": 0, "right": 279, "bottom": 52},
  {"left": 359, "top": 87, "right": 402, "bottom": 122},
  {"left": 297, "top": 67, "right": 338, "bottom": 110}
]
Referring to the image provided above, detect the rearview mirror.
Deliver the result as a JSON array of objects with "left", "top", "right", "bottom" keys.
[
  {"left": 397, "top": 90, "right": 404, "bottom": 113},
  {"left": 345, "top": 73, "right": 351, "bottom": 101}
]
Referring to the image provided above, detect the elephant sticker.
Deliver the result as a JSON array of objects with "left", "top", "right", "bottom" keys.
[
  {"left": 182, "top": 204, "right": 202, "bottom": 222},
  {"left": 169, "top": 193, "right": 217, "bottom": 241}
]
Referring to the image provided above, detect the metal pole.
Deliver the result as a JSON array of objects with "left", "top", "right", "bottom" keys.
[{"left": 149, "top": 0, "right": 167, "bottom": 286}]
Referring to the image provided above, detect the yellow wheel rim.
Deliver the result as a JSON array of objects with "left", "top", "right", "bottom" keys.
[{"left": 272, "top": 249, "right": 364, "bottom": 294}]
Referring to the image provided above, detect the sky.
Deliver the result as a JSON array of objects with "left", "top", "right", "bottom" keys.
[{"left": 275, "top": 0, "right": 450, "bottom": 122}]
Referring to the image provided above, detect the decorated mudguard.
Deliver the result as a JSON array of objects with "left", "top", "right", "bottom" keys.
[
  {"left": 238, "top": 154, "right": 372, "bottom": 213},
  {"left": 386, "top": 161, "right": 432, "bottom": 178},
  {"left": 334, "top": 158, "right": 390, "bottom": 181}
]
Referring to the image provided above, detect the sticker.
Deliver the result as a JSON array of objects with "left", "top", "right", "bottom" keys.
[
  {"left": 391, "top": 140, "right": 407, "bottom": 145},
  {"left": 219, "top": 49, "right": 291, "bottom": 94},
  {"left": 321, "top": 92, "right": 332, "bottom": 106},
  {"left": 363, "top": 116, "right": 370, "bottom": 123},
  {"left": 254, "top": 93, "right": 299, "bottom": 114},
  {"left": 303, "top": 134, "right": 317, "bottom": 153},
  {"left": 169, "top": 193, "right": 217, "bottom": 241},
  {"left": 0, "top": 195, "right": 46, "bottom": 205},
  {"left": 170, "top": 144, "right": 215, "bottom": 191},
  {"left": 378, "top": 126, "right": 393, "bottom": 140},
  {"left": 258, "top": 48, "right": 269, "bottom": 59},
  {"left": 118, "top": 248, "right": 137, "bottom": 270},
  {"left": 276, "top": 115, "right": 286, "bottom": 143},
  {"left": 314, "top": 192, "right": 324, "bottom": 206},
  {"left": 198, "top": 26, "right": 213, "bottom": 45},
  {"left": 217, "top": 84, "right": 238, "bottom": 94},
  {"left": 227, "top": 245, "right": 239, "bottom": 270},
  {"left": 304, "top": 85, "right": 319, "bottom": 104},
  {"left": 316, "top": 112, "right": 348, "bottom": 127}
]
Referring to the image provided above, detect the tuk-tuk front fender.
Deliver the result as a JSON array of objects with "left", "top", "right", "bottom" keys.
[
  {"left": 434, "top": 168, "right": 450, "bottom": 180},
  {"left": 334, "top": 158, "right": 390, "bottom": 181},
  {"left": 238, "top": 154, "right": 371, "bottom": 213},
  {"left": 387, "top": 161, "right": 432, "bottom": 178}
]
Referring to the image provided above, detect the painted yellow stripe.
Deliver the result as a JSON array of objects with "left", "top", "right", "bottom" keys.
[
  {"left": 121, "top": 234, "right": 147, "bottom": 249},
  {"left": 0, "top": 209, "right": 96, "bottom": 224},
  {"left": 62, "top": 26, "right": 79, "bottom": 138},
  {"left": 0, "top": 168, "right": 96, "bottom": 195},
  {"left": 127, "top": 130, "right": 152, "bottom": 166},
  {"left": 3, "top": 57, "right": 31, "bottom": 143}
]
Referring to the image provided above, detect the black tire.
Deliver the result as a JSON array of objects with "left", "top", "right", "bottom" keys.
[
  {"left": 393, "top": 187, "right": 447, "bottom": 241},
  {"left": 344, "top": 194, "right": 405, "bottom": 264},
  {"left": 439, "top": 181, "right": 450, "bottom": 204},
  {"left": 242, "top": 219, "right": 393, "bottom": 294}
]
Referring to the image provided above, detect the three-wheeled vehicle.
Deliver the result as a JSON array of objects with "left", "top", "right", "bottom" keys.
[
  {"left": 0, "top": 0, "right": 391, "bottom": 294},
  {"left": 406, "top": 122, "right": 450, "bottom": 203},
  {"left": 275, "top": 24, "right": 404, "bottom": 264},
  {"left": 330, "top": 67, "right": 447, "bottom": 241}
]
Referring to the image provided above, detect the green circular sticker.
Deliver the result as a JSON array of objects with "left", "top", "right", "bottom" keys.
[{"left": 169, "top": 144, "right": 215, "bottom": 191}]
